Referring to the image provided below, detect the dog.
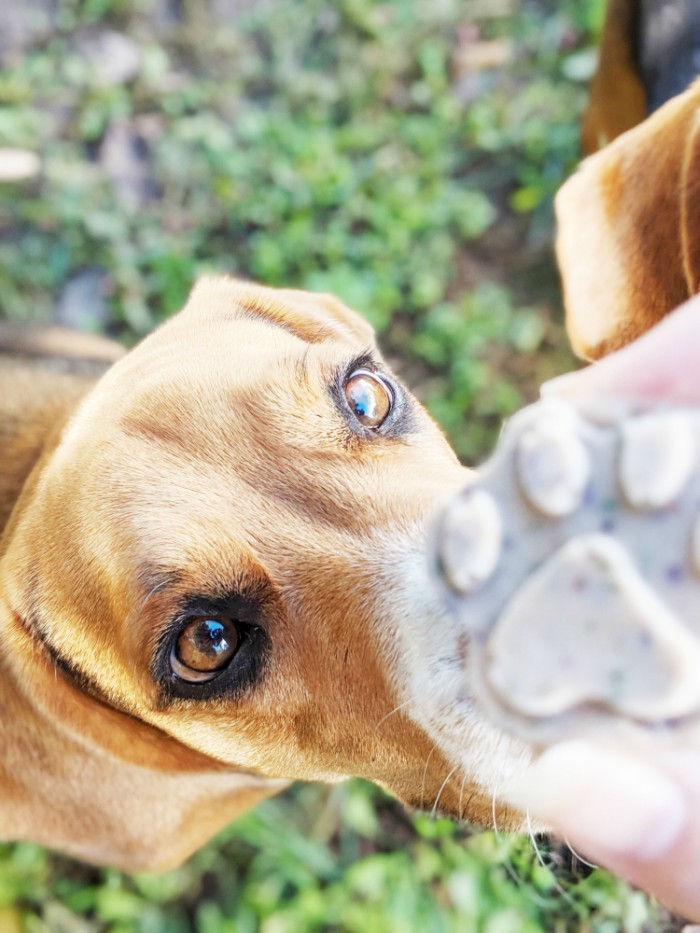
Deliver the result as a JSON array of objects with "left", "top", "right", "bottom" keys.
[
  {"left": 557, "top": 0, "right": 700, "bottom": 361},
  {"left": 0, "top": 276, "right": 529, "bottom": 871},
  {"left": 7, "top": 0, "right": 693, "bottom": 877}
]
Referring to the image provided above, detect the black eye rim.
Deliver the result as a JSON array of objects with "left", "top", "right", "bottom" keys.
[{"left": 153, "top": 596, "right": 270, "bottom": 701}]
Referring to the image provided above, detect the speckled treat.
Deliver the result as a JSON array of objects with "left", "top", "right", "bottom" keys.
[{"left": 433, "top": 397, "right": 700, "bottom": 746}]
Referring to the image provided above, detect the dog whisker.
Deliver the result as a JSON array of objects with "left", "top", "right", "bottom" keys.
[
  {"left": 457, "top": 770, "right": 469, "bottom": 820},
  {"left": 430, "top": 764, "right": 459, "bottom": 820},
  {"left": 374, "top": 697, "right": 414, "bottom": 731},
  {"left": 526, "top": 810, "right": 579, "bottom": 909},
  {"left": 490, "top": 784, "right": 528, "bottom": 893},
  {"left": 489, "top": 787, "right": 557, "bottom": 909},
  {"left": 491, "top": 785, "right": 501, "bottom": 838},
  {"left": 562, "top": 835, "right": 599, "bottom": 871},
  {"left": 420, "top": 745, "right": 438, "bottom": 811}
]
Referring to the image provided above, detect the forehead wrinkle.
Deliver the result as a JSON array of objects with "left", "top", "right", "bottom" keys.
[
  {"left": 105, "top": 434, "right": 367, "bottom": 578},
  {"left": 112, "top": 354, "right": 305, "bottom": 471},
  {"left": 93, "top": 334, "right": 389, "bottom": 570},
  {"left": 236, "top": 305, "right": 327, "bottom": 344},
  {"left": 116, "top": 394, "right": 380, "bottom": 537},
  {"left": 122, "top": 499, "right": 263, "bottom": 587},
  {"left": 232, "top": 290, "right": 349, "bottom": 344},
  {"left": 83, "top": 316, "right": 361, "bottom": 472}
]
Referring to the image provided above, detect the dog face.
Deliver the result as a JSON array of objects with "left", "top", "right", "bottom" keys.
[{"left": 1, "top": 277, "right": 528, "bottom": 863}]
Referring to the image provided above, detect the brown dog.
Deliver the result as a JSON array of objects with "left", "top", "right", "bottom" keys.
[{"left": 0, "top": 277, "right": 528, "bottom": 870}]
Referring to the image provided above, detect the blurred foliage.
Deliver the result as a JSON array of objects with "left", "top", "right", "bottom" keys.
[
  {"left": 0, "top": 783, "right": 666, "bottom": 931},
  {"left": 0, "top": 0, "right": 598, "bottom": 460},
  {"left": 0, "top": 0, "right": 680, "bottom": 929}
]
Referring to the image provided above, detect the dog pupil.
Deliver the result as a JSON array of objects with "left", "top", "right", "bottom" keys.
[
  {"left": 197, "top": 620, "right": 226, "bottom": 655},
  {"left": 353, "top": 396, "right": 368, "bottom": 417},
  {"left": 175, "top": 616, "right": 239, "bottom": 673}
]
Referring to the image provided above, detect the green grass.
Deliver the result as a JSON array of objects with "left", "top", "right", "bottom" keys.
[
  {"left": 0, "top": 784, "right": 665, "bottom": 931},
  {"left": 0, "top": 0, "right": 680, "bottom": 929}
]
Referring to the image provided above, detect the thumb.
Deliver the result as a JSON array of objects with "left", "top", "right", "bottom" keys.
[
  {"left": 505, "top": 740, "right": 700, "bottom": 921},
  {"left": 542, "top": 294, "right": 700, "bottom": 405}
]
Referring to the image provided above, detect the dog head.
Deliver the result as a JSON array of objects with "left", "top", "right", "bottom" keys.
[
  {"left": 556, "top": 80, "right": 700, "bottom": 361},
  {"left": 0, "top": 277, "right": 527, "bottom": 868}
]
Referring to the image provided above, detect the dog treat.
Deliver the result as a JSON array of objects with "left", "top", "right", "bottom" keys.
[{"left": 433, "top": 398, "right": 700, "bottom": 746}]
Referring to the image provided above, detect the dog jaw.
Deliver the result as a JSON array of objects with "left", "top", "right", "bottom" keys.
[{"left": 0, "top": 277, "right": 528, "bottom": 867}]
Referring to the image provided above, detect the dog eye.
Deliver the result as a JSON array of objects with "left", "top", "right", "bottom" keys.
[
  {"left": 344, "top": 370, "right": 393, "bottom": 429},
  {"left": 171, "top": 616, "right": 240, "bottom": 683}
]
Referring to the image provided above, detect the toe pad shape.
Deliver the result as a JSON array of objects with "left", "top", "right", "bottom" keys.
[
  {"left": 434, "top": 399, "right": 700, "bottom": 745},
  {"left": 486, "top": 534, "right": 700, "bottom": 723}
]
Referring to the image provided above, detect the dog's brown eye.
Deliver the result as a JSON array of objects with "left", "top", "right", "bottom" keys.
[
  {"left": 344, "top": 370, "right": 393, "bottom": 429},
  {"left": 171, "top": 616, "right": 240, "bottom": 683}
]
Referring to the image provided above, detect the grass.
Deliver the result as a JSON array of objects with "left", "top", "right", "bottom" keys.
[
  {"left": 0, "top": 0, "right": 682, "bottom": 929},
  {"left": 0, "top": 785, "right": 666, "bottom": 931}
]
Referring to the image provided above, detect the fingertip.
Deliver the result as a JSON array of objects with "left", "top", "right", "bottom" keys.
[{"left": 505, "top": 741, "right": 687, "bottom": 863}]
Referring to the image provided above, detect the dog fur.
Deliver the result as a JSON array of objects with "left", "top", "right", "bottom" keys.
[
  {"left": 0, "top": 277, "right": 527, "bottom": 870},
  {"left": 557, "top": 79, "right": 700, "bottom": 361}
]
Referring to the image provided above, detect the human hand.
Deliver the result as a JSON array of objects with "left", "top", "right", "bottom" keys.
[{"left": 505, "top": 295, "right": 700, "bottom": 921}]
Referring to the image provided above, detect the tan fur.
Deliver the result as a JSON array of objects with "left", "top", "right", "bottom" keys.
[
  {"left": 581, "top": 0, "right": 647, "bottom": 155},
  {"left": 556, "top": 80, "right": 700, "bottom": 360},
  {"left": 0, "top": 278, "right": 525, "bottom": 870},
  {"left": 0, "top": 322, "right": 126, "bottom": 364}
]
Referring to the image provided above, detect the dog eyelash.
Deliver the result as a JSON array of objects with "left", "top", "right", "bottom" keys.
[{"left": 342, "top": 350, "right": 379, "bottom": 379}]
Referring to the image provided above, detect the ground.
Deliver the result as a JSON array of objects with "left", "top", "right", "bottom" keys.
[{"left": 0, "top": 0, "right": 685, "bottom": 929}]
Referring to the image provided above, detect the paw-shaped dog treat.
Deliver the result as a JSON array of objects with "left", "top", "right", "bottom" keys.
[{"left": 433, "top": 398, "right": 700, "bottom": 746}]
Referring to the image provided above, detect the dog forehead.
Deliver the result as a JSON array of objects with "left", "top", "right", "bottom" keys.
[
  {"left": 180, "top": 275, "right": 374, "bottom": 347},
  {"left": 64, "top": 308, "right": 353, "bottom": 459},
  {"left": 57, "top": 317, "right": 369, "bottom": 554},
  {"left": 117, "top": 319, "right": 352, "bottom": 447}
]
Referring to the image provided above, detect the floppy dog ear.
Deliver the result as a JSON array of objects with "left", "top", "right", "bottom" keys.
[
  {"left": 556, "top": 80, "right": 700, "bottom": 360},
  {"left": 581, "top": 0, "right": 647, "bottom": 155}
]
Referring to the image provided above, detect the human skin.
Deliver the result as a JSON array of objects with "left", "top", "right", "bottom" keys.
[{"left": 504, "top": 294, "right": 700, "bottom": 921}]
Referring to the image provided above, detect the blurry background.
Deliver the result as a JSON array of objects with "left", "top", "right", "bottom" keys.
[{"left": 0, "top": 0, "right": 679, "bottom": 929}]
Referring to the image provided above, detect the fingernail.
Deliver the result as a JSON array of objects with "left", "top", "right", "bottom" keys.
[{"left": 505, "top": 741, "right": 687, "bottom": 862}]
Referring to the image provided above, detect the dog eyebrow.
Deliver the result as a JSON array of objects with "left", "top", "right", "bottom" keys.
[
  {"left": 137, "top": 566, "right": 182, "bottom": 602},
  {"left": 296, "top": 347, "right": 377, "bottom": 390},
  {"left": 295, "top": 346, "right": 313, "bottom": 384}
]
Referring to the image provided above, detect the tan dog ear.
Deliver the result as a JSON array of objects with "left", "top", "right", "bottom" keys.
[
  {"left": 581, "top": 0, "right": 647, "bottom": 155},
  {"left": 185, "top": 276, "right": 375, "bottom": 348},
  {"left": 556, "top": 80, "right": 700, "bottom": 361}
]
